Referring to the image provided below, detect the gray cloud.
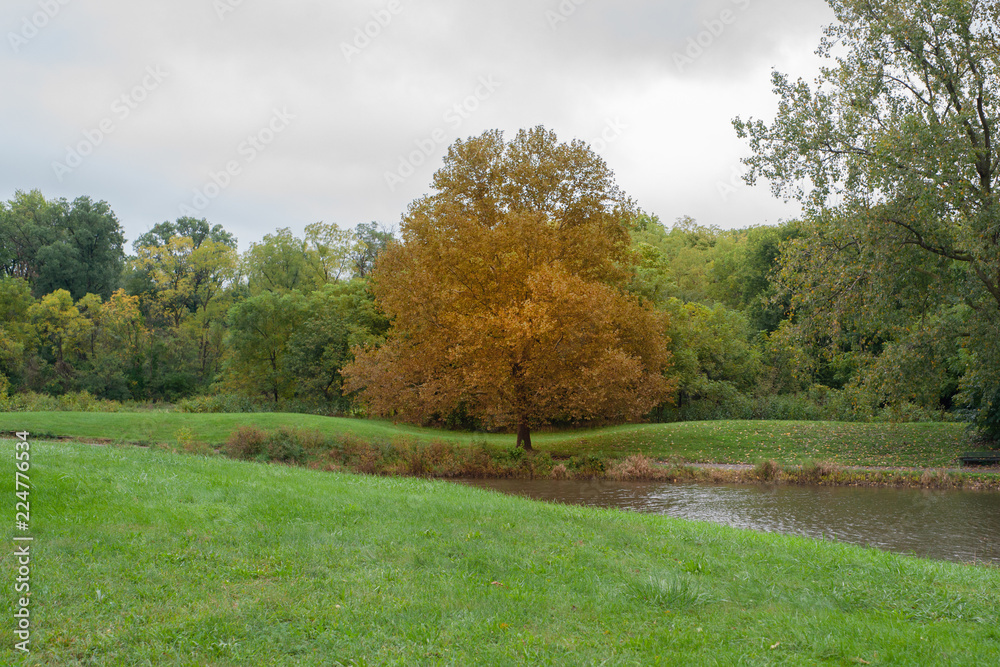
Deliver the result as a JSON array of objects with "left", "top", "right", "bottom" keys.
[{"left": 2, "top": 0, "right": 833, "bottom": 248}]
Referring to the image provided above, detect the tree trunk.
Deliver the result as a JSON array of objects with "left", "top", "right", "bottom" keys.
[{"left": 516, "top": 421, "right": 533, "bottom": 451}]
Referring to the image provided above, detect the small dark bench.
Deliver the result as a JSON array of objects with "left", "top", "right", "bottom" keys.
[{"left": 959, "top": 451, "right": 1000, "bottom": 467}]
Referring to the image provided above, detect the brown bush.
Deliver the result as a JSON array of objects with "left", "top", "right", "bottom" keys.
[
  {"left": 755, "top": 459, "right": 781, "bottom": 482},
  {"left": 799, "top": 460, "right": 841, "bottom": 484},
  {"left": 608, "top": 454, "right": 668, "bottom": 481},
  {"left": 224, "top": 426, "right": 268, "bottom": 460}
]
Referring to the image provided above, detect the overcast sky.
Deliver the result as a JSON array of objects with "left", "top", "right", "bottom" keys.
[{"left": 2, "top": 0, "right": 835, "bottom": 251}]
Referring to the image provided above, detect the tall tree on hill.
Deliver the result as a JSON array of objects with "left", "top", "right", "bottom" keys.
[{"left": 343, "top": 127, "right": 675, "bottom": 449}]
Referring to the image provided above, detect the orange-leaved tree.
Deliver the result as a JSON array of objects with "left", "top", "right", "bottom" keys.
[{"left": 343, "top": 127, "right": 675, "bottom": 449}]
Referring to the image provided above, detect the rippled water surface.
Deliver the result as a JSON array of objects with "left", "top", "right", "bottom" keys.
[{"left": 459, "top": 479, "right": 1000, "bottom": 565}]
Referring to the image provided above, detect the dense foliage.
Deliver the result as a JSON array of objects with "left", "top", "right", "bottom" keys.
[
  {"left": 0, "top": 190, "right": 390, "bottom": 410},
  {"left": 3, "top": 69, "right": 997, "bottom": 442},
  {"left": 0, "top": 181, "right": 976, "bottom": 434},
  {"left": 343, "top": 128, "right": 674, "bottom": 448},
  {"left": 735, "top": 0, "right": 1000, "bottom": 440}
]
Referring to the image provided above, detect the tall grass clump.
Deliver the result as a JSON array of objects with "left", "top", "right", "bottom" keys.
[
  {"left": 799, "top": 460, "right": 841, "bottom": 484},
  {"left": 608, "top": 454, "right": 666, "bottom": 481},
  {"left": 754, "top": 459, "right": 781, "bottom": 482},
  {"left": 627, "top": 573, "right": 710, "bottom": 610}
]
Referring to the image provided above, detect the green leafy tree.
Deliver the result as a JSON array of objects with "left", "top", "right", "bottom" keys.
[
  {"left": 29, "top": 290, "right": 91, "bottom": 365},
  {"left": 350, "top": 222, "right": 394, "bottom": 278},
  {"left": 734, "top": 0, "right": 1000, "bottom": 437},
  {"left": 662, "top": 298, "right": 762, "bottom": 408},
  {"left": 133, "top": 217, "right": 236, "bottom": 251},
  {"left": 302, "top": 222, "right": 361, "bottom": 287},
  {"left": 37, "top": 197, "right": 125, "bottom": 300},
  {"left": 709, "top": 222, "right": 800, "bottom": 333},
  {"left": 75, "top": 290, "right": 150, "bottom": 400},
  {"left": 27, "top": 290, "right": 92, "bottom": 392},
  {"left": 243, "top": 228, "right": 310, "bottom": 293},
  {"left": 1, "top": 191, "right": 125, "bottom": 299},
  {"left": 130, "top": 219, "right": 238, "bottom": 393},
  {"left": 0, "top": 190, "right": 60, "bottom": 281},
  {"left": 0, "top": 277, "right": 37, "bottom": 392},
  {"left": 285, "top": 281, "right": 389, "bottom": 403},
  {"left": 222, "top": 291, "right": 306, "bottom": 402}
]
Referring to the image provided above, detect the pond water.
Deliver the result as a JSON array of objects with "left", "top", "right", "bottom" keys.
[{"left": 459, "top": 479, "right": 1000, "bottom": 565}]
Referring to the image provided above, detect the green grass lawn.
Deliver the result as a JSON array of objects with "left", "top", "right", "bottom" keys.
[
  {"left": 0, "top": 411, "right": 973, "bottom": 468},
  {"left": 3, "top": 438, "right": 999, "bottom": 665}
]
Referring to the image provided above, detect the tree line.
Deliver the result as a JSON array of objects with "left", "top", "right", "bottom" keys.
[
  {"left": 2, "top": 0, "right": 998, "bottom": 444},
  {"left": 0, "top": 173, "right": 982, "bottom": 439},
  {"left": 0, "top": 194, "right": 391, "bottom": 408}
]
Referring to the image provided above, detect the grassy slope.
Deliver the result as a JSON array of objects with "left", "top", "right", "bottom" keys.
[
  {"left": 3, "top": 439, "right": 999, "bottom": 666},
  {"left": 0, "top": 411, "right": 971, "bottom": 467}
]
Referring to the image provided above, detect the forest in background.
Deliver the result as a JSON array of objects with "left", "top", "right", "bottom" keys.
[
  {"left": 0, "top": 187, "right": 979, "bottom": 434},
  {"left": 5, "top": 3, "right": 1000, "bottom": 444}
]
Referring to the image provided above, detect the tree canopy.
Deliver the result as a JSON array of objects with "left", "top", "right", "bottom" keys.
[
  {"left": 735, "top": 0, "right": 1000, "bottom": 439},
  {"left": 1, "top": 190, "right": 125, "bottom": 300},
  {"left": 343, "top": 127, "right": 674, "bottom": 448}
]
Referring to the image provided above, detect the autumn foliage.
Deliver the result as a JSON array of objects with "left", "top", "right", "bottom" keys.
[{"left": 343, "top": 127, "right": 675, "bottom": 447}]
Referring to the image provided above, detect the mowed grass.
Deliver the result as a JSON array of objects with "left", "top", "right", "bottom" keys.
[
  {"left": 0, "top": 411, "right": 973, "bottom": 468},
  {"left": 3, "top": 439, "right": 1000, "bottom": 666},
  {"left": 568, "top": 421, "right": 972, "bottom": 468}
]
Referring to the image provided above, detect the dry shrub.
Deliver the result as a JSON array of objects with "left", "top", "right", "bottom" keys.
[
  {"left": 608, "top": 454, "right": 665, "bottom": 481},
  {"left": 327, "top": 434, "right": 385, "bottom": 474},
  {"left": 551, "top": 463, "right": 569, "bottom": 479},
  {"left": 224, "top": 426, "right": 268, "bottom": 460},
  {"left": 396, "top": 438, "right": 433, "bottom": 476},
  {"left": 427, "top": 440, "right": 456, "bottom": 468},
  {"left": 453, "top": 443, "right": 497, "bottom": 478},
  {"left": 297, "top": 429, "right": 329, "bottom": 455},
  {"left": 351, "top": 444, "right": 384, "bottom": 475},
  {"left": 182, "top": 440, "right": 213, "bottom": 456},
  {"left": 755, "top": 459, "right": 781, "bottom": 482},
  {"left": 920, "top": 468, "right": 962, "bottom": 489},
  {"left": 800, "top": 460, "right": 841, "bottom": 484}
]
